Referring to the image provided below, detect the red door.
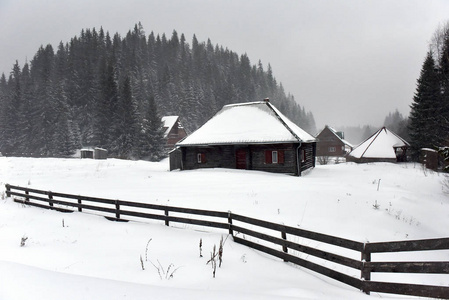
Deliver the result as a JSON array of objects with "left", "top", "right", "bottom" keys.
[{"left": 236, "top": 149, "right": 247, "bottom": 169}]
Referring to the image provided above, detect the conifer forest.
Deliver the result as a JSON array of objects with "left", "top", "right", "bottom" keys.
[{"left": 0, "top": 23, "right": 316, "bottom": 160}]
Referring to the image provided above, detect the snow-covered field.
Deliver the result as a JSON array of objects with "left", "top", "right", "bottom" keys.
[{"left": 1, "top": 157, "right": 448, "bottom": 299}]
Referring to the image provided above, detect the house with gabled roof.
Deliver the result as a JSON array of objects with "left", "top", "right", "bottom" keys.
[
  {"left": 316, "top": 125, "right": 353, "bottom": 157},
  {"left": 172, "top": 99, "right": 316, "bottom": 176},
  {"left": 347, "top": 127, "right": 409, "bottom": 163},
  {"left": 161, "top": 116, "right": 187, "bottom": 150}
]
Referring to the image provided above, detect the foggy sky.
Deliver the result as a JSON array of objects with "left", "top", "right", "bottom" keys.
[{"left": 1, "top": 0, "right": 448, "bottom": 131}]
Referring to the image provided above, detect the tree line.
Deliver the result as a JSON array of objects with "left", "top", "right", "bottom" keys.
[{"left": 0, "top": 23, "right": 316, "bottom": 160}]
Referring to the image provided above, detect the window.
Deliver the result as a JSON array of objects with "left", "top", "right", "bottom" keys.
[
  {"left": 197, "top": 153, "right": 206, "bottom": 164},
  {"left": 329, "top": 146, "right": 336, "bottom": 152},
  {"left": 265, "top": 150, "right": 285, "bottom": 164},
  {"left": 272, "top": 151, "right": 278, "bottom": 164},
  {"left": 302, "top": 149, "right": 306, "bottom": 163}
]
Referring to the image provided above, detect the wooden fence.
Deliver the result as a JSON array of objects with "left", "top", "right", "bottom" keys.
[{"left": 5, "top": 183, "right": 449, "bottom": 299}]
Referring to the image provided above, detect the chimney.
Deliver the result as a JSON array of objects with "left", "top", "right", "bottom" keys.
[{"left": 263, "top": 98, "right": 270, "bottom": 102}]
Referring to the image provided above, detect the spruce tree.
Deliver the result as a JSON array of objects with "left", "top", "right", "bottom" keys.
[
  {"left": 438, "top": 27, "right": 449, "bottom": 142},
  {"left": 112, "top": 75, "right": 137, "bottom": 158},
  {"left": 0, "top": 73, "right": 8, "bottom": 154},
  {"left": 138, "top": 95, "right": 164, "bottom": 160},
  {"left": 409, "top": 52, "right": 441, "bottom": 153}
]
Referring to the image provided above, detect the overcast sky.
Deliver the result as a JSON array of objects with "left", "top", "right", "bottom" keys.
[{"left": 1, "top": 0, "right": 448, "bottom": 131}]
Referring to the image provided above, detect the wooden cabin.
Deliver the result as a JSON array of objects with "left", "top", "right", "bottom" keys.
[
  {"left": 173, "top": 99, "right": 316, "bottom": 176},
  {"left": 316, "top": 126, "right": 353, "bottom": 157},
  {"left": 162, "top": 116, "right": 188, "bottom": 150}
]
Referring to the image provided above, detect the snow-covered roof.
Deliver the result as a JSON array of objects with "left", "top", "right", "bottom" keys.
[
  {"left": 323, "top": 125, "right": 353, "bottom": 147},
  {"left": 348, "top": 127, "right": 409, "bottom": 159},
  {"left": 177, "top": 101, "right": 315, "bottom": 146},
  {"left": 162, "top": 116, "right": 179, "bottom": 138}
]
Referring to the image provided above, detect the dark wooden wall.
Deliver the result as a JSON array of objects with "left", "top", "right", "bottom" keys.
[
  {"left": 250, "top": 144, "right": 298, "bottom": 175},
  {"left": 316, "top": 128, "right": 348, "bottom": 157},
  {"left": 300, "top": 143, "right": 316, "bottom": 173},
  {"left": 179, "top": 142, "right": 316, "bottom": 176}
]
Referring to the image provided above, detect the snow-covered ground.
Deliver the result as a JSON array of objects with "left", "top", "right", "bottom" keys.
[{"left": 1, "top": 157, "right": 448, "bottom": 299}]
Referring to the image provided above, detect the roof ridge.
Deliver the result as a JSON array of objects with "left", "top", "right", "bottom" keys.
[
  {"left": 265, "top": 102, "right": 302, "bottom": 142},
  {"left": 223, "top": 101, "right": 265, "bottom": 108},
  {"left": 359, "top": 128, "right": 383, "bottom": 158}
]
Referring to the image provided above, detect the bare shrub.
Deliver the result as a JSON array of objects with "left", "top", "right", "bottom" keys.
[
  {"left": 20, "top": 235, "right": 28, "bottom": 247},
  {"left": 317, "top": 156, "right": 330, "bottom": 165}
]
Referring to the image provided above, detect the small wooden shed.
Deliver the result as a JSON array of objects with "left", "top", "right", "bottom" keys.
[
  {"left": 173, "top": 99, "right": 316, "bottom": 176},
  {"left": 80, "top": 147, "right": 108, "bottom": 160}
]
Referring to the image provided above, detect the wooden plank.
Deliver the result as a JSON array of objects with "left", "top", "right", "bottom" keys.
[
  {"left": 12, "top": 193, "right": 114, "bottom": 215},
  {"left": 232, "top": 224, "right": 362, "bottom": 270},
  {"left": 14, "top": 198, "right": 53, "bottom": 210},
  {"left": 118, "top": 209, "right": 230, "bottom": 229},
  {"left": 118, "top": 209, "right": 166, "bottom": 221},
  {"left": 233, "top": 236, "right": 362, "bottom": 289},
  {"left": 118, "top": 199, "right": 228, "bottom": 218},
  {"left": 9, "top": 191, "right": 50, "bottom": 202},
  {"left": 364, "top": 281, "right": 449, "bottom": 299},
  {"left": 165, "top": 205, "right": 229, "bottom": 218},
  {"left": 231, "top": 213, "right": 364, "bottom": 251},
  {"left": 7, "top": 185, "right": 117, "bottom": 205},
  {"left": 14, "top": 198, "right": 73, "bottom": 213},
  {"left": 365, "top": 261, "right": 449, "bottom": 274},
  {"left": 366, "top": 238, "right": 449, "bottom": 253}
]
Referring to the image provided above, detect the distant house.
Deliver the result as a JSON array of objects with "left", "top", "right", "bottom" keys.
[
  {"left": 173, "top": 99, "right": 316, "bottom": 176},
  {"left": 162, "top": 116, "right": 187, "bottom": 150},
  {"left": 347, "top": 127, "right": 409, "bottom": 163},
  {"left": 80, "top": 146, "right": 108, "bottom": 160},
  {"left": 316, "top": 126, "right": 353, "bottom": 157}
]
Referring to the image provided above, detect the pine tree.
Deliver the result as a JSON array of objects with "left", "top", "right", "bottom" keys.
[
  {"left": 112, "top": 75, "right": 137, "bottom": 158},
  {"left": 137, "top": 95, "right": 164, "bottom": 160},
  {"left": 52, "top": 42, "right": 77, "bottom": 157},
  {"left": 408, "top": 52, "right": 442, "bottom": 153},
  {"left": 17, "top": 62, "right": 34, "bottom": 154},
  {"left": 6, "top": 62, "right": 23, "bottom": 154},
  {"left": 0, "top": 73, "right": 8, "bottom": 154},
  {"left": 438, "top": 26, "right": 449, "bottom": 142}
]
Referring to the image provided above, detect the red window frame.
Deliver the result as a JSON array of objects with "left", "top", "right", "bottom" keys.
[{"left": 197, "top": 153, "right": 206, "bottom": 164}]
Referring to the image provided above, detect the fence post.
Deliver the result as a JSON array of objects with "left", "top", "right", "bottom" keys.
[
  {"left": 48, "top": 192, "right": 54, "bottom": 208},
  {"left": 281, "top": 226, "right": 288, "bottom": 262},
  {"left": 165, "top": 209, "right": 169, "bottom": 226},
  {"left": 77, "top": 198, "right": 82, "bottom": 212},
  {"left": 228, "top": 211, "right": 233, "bottom": 236},
  {"left": 115, "top": 200, "right": 120, "bottom": 220},
  {"left": 361, "top": 243, "right": 371, "bottom": 295},
  {"left": 25, "top": 190, "right": 29, "bottom": 202},
  {"left": 5, "top": 184, "right": 11, "bottom": 198}
]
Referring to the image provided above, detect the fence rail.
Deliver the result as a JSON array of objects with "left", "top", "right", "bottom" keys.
[{"left": 5, "top": 183, "right": 449, "bottom": 299}]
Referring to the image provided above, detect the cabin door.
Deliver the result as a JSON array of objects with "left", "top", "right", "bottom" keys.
[{"left": 235, "top": 149, "right": 247, "bottom": 169}]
